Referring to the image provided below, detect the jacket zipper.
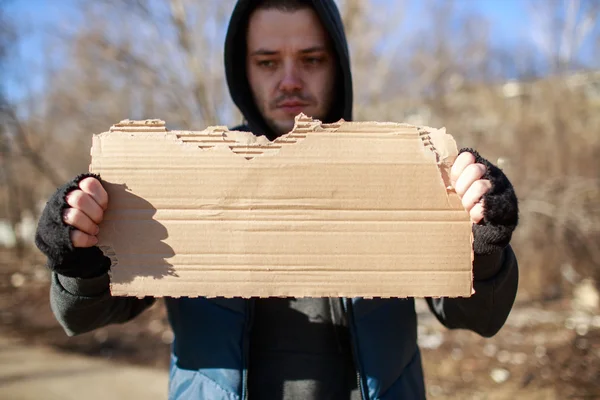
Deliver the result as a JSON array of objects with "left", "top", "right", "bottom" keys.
[
  {"left": 242, "top": 299, "right": 254, "bottom": 400},
  {"left": 356, "top": 371, "right": 365, "bottom": 400},
  {"left": 343, "top": 298, "right": 367, "bottom": 400}
]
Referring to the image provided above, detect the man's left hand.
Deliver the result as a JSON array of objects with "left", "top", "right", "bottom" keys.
[
  {"left": 450, "top": 152, "right": 491, "bottom": 223},
  {"left": 448, "top": 148, "right": 519, "bottom": 256}
]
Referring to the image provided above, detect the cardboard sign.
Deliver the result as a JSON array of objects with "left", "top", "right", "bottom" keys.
[{"left": 90, "top": 114, "right": 473, "bottom": 298}]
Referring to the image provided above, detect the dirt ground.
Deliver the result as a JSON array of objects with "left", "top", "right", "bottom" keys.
[
  {"left": 0, "top": 334, "right": 168, "bottom": 400},
  {"left": 1, "top": 248, "right": 599, "bottom": 399}
]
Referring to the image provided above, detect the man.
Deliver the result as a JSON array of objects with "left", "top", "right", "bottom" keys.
[{"left": 35, "top": 0, "right": 519, "bottom": 399}]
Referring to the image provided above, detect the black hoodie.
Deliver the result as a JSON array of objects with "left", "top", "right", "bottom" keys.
[{"left": 224, "top": 0, "right": 353, "bottom": 140}]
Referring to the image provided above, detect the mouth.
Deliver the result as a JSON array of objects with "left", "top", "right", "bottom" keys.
[{"left": 276, "top": 101, "right": 309, "bottom": 115}]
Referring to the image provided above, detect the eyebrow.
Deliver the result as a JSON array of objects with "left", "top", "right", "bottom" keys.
[
  {"left": 299, "top": 46, "right": 327, "bottom": 54},
  {"left": 250, "top": 46, "right": 328, "bottom": 56}
]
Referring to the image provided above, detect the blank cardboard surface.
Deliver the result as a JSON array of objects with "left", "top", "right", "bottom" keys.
[{"left": 90, "top": 114, "right": 473, "bottom": 298}]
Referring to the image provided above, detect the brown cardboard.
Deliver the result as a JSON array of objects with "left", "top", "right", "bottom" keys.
[{"left": 90, "top": 114, "right": 473, "bottom": 298}]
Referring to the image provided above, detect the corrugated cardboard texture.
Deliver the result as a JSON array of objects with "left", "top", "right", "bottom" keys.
[{"left": 90, "top": 114, "right": 473, "bottom": 298}]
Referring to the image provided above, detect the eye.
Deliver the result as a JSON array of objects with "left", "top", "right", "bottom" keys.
[
  {"left": 257, "top": 59, "right": 277, "bottom": 69},
  {"left": 304, "top": 56, "right": 323, "bottom": 66}
]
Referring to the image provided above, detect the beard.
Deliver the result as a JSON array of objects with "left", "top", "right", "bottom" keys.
[{"left": 264, "top": 92, "right": 318, "bottom": 137}]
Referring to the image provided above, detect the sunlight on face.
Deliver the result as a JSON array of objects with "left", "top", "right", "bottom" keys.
[{"left": 246, "top": 8, "right": 336, "bottom": 136}]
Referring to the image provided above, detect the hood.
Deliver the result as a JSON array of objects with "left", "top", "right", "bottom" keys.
[{"left": 224, "top": 0, "right": 353, "bottom": 140}]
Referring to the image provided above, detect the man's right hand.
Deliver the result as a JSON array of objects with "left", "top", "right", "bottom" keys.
[{"left": 63, "top": 177, "right": 108, "bottom": 248}]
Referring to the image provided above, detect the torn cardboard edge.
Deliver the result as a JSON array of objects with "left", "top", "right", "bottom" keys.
[{"left": 91, "top": 114, "right": 474, "bottom": 299}]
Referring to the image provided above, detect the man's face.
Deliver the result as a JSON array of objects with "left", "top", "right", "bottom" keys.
[{"left": 246, "top": 7, "right": 336, "bottom": 136}]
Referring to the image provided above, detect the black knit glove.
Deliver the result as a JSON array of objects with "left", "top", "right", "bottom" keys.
[
  {"left": 35, "top": 173, "right": 111, "bottom": 279},
  {"left": 459, "top": 148, "right": 519, "bottom": 256}
]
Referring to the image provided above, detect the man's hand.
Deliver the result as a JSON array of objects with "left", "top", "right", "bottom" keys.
[
  {"left": 63, "top": 177, "right": 108, "bottom": 248},
  {"left": 35, "top": 173, "right": 112, "bottom": 278},
  {"left": 450, "top": 152, "right": 491, "bottom": 224}
]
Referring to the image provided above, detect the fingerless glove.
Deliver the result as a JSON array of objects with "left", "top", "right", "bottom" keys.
[
  {"left": 35, "top": 173, "right": 111, "bottom": 279},
  {"left": 459, "top": 148, "right": 519, "bottom": 256}
]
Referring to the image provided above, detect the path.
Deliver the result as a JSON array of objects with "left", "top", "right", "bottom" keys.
[{"left": 0, "top": 335, "right": 168, "bottom": 400}]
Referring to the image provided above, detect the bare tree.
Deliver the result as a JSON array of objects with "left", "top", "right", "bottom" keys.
[{"left": 529, "top": 0, "right": 600, "bottom": 72}]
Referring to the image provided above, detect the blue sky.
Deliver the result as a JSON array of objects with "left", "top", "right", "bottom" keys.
[
  {"left": 457, "top": 0, "right": 528, "bottom": 44},
  {"left": 404, "top": 0, "right": 529, "bottom": 44},
  {"left": 4, "top": 0, "right": 597, "bottom": 103}
]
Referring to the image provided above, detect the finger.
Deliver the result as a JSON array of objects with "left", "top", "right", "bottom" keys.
[
  {"left": 461, "top": 179, "right": 492, "bottom": 212},
  {"left": 66, "top": 190, "right": 104, "bottom": 224},
  {"left": 454, "top": 163, "right": 486, "bottom": 198},
  {"left": 470, "top": 202, "right": 485, "bottom": 224},
  {"left": 79, "top": 177, "right": 108, "bottom": 211},
  {"left": 70, "top": 229, "right": 98, "bottom": 248},
  {"left": 450, "top": 152, "right": 476, "bottom": 188},
  {"left": 63, "top": 207, "right": 99, "bottom": 236}
]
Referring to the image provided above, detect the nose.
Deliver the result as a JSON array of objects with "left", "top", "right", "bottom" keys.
[{"left": 279, "top": 62, "right": 303, "bottom": 93}]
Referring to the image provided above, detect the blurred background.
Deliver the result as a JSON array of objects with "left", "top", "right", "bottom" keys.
[{"left": 0, "top": 0, "right": 598, "bottom": 399}]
